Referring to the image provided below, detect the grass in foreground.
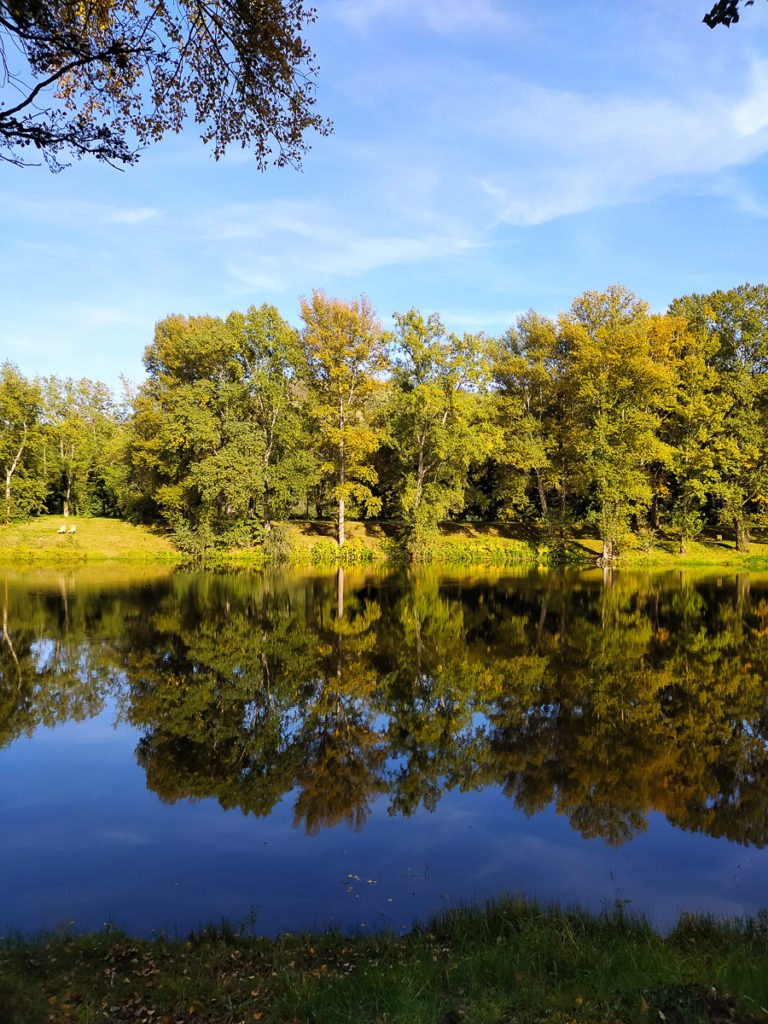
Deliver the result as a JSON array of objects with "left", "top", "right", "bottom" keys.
[{"left": 2, "top": 899, "right": 767, "bottom": 1024}]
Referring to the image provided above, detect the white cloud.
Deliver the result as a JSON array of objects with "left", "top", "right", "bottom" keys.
[
  {"left": 199, "top": 200, "right": 480, "bottom": 281},
  {"left": 458, "top": 59, "right": 768, "bottom": 226}
]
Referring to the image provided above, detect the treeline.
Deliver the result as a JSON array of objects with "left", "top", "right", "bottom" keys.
[{"left": 3, "top": 282, "right": 768, "bottom": 558}]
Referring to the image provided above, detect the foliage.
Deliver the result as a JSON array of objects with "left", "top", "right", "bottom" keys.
[
  {"left": 0, "top": 0, "right": 331, "bottom": 169},
  {"left": 5, "top": 281, "right": 768, "bottom": 560},
  {"left": 0, "top": 362, "right": 45, "bottom": 523},
  {"left": 704, "top": 0, "right": 755, "bottom": 28},
  {"left": 300, "top": 291, "right": 388, "bottom": 546},
  {"left": 557, "top": 286, "right": 674, "bottom": 562},
  {"left": 669, "top": 284, "right": 768, "bottom": 553},
  {"left": 227, "top": 302, "right": 316, "bottom": 530},
  {"left": 490, "top": 310, "right": 560, "bottom": 522},
  {"left": 38, "top": 375, "right": 119, "bottom": 517},
  {"left": 128, "top": 314, "right": 268, "bottom": 550},
  {"left": 387, "top": 308, "right": 490, "bottom": 557},
  {"left": 261, "top": 520, "right": 295, "bottom": 562}
]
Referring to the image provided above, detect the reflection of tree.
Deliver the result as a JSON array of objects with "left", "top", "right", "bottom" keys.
[
  {"left": 291, "top": 570, "right": 386, "bottom": 833},
  {"left": 379, "top": 573, "right": 485, "bottom": 816},
  {"left": 5, "top": 566, "right": 768, "bottom": 850},
  {"left": 119, "top": 570, "right": 386, "bottom": 835},
  {"left": 0, "top": 571, "right": 124, "bottom": 751}
]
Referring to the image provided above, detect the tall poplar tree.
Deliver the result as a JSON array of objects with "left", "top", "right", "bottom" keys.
[{"left": 300, "top": 291, "right": 387, "bottom": 546}]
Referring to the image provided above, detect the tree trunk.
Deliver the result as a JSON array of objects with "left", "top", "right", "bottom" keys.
[
  {"left": 338, "top": 494, "right": 345, "bottom": 547},
  {"left": 415, "top": 441, "right": 425, "bottom": 511},
  {"left": 4, "top": 423, "right": 27, "bottom": 524},
  {"left": 601, "top": 536, "right": 618, "bottom": 564},
  {"left": 650, "top": 493, "right": 660, "bottom": 531},
  {"left": 534, "top": 468, "right": 548, "bottom": 517},
  {"left": 734, "top": 517, "right": 749, "bottom": 553},
  {"left": 338, "top": 416, "right": 346, "bottom": 547},
  {"left": 263, "top": 478, "right": 272, "bottom": 533}
]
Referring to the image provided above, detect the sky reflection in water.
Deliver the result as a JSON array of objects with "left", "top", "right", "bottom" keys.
[{"left": 1, "top": 566, "right": 768, "bottom": 937}]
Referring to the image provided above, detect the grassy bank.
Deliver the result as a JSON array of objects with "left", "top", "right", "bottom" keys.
[
  {"left": 2, "top": 899, "right": 767, "bottom": 1024},
  {"left": 0, "top": 517, "right": 180, "bottom": 565},
  {"left": 2, "top": 516, "right": 768, "bottom": 569}
]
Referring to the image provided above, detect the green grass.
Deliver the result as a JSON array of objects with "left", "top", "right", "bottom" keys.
[
  {"left": 2, "top": 900, "right": 767, "bottom": 1023},
  {"left": 0, "top": 517, "right": 180, "bottom": 564},
  {"left": 1, "top": 516, "right": 767, "bottom": 569}
]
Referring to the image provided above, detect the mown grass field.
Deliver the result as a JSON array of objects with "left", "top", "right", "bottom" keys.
[
  {"left": 2, "top": 899, "right": 767, "bottom": 1024},
  {"left": 0, "top": 517, "right": 180, "bottom": 564},
  {"left": 1, "top": 515, "right": 768, "bottom": 568}
]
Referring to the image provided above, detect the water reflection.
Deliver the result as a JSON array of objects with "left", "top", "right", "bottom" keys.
[{"left": 2, "top": 566, "right": 768, "bottom": 848}]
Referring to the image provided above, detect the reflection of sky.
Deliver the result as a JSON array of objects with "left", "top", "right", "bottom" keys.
[{"left": 2, "top": 703, "right": 767, "bottom": 939}]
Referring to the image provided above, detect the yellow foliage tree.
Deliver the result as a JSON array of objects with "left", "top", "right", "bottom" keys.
[{"left": 299, "top": 291, "right": 387, "bottom": 546}]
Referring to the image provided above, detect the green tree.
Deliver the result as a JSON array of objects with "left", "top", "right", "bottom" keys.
[
  {"left": 0, "top": 362, "right": 44, "bottom": 523},
  {"left": 490, "top": 311, "right": 559, "bottom": 522},
  {"left": 226, "top": 303, "right": 313, "bottom": 531},
  {"left": 558, "top": 286, "right": 673, "bottom": 562},
  {"left": 669, "top": 284, "right": 768, "bottom": 552},
  {"left": 128, "top": 314, "right": 264, "bottom": 549},
  {"left": 39, "top": 375, "right": 119, "bottom": 517},
  {"left": 300, "top": 291, "right": 387, "bottom": 547},
  {"left": 648, "top": 314, "right": 722, "bottom": 552},
  {"left": 387, "top": 309, "right": 490, "bottom": 555},
  {"left": 0, "top": 0, "right": 330, "bottom": 169}
]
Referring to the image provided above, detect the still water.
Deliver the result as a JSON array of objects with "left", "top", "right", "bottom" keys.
[{"left": 1, "top": 565, "right": 767, "bottom": 937}]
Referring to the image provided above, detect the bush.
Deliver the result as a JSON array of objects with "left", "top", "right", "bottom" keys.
[{"left": 262, "top": 523, "right": 295, "bottom": 563}]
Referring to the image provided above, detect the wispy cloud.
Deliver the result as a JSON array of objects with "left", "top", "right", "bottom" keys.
[
  {"left": 442, "top": 59, "right": 768, "bottom": 226},
  {"left": 198, "top": 200, "right": 480, "bottom": 281},
  {"left": 328, "top": 0, "right": 517, "bottom": 35},
  {"left": 103, "top": 207, "right": 160, "bottom": 225}
]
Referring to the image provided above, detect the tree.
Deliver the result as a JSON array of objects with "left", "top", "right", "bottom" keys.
[
  {"left": 0, "top": 362, "right": 44, "bottom": 523},
  {"left": 558, "top": 286, "right": 673, "bottom": 563},
  {"left": 39, "top": 375, "right": 118, "bottom": 517},
  {"left": 669, "top": 284, "right": 768, "bottom": 552},
  {"left": 128, "top": 314, "right": 265, "bottom": 549},
  {"left": 226, "top": 303, "right": 312, "bottom": 532},
  {"left": 490, "top": 311, "right": 559, "bottom": 523},
  {"left": 300, "top": 291, "right": 387, "bottom": 547},
  {"left": 0, "top": 0, "right": 330, "bottom": 169},
  {"left": 387, "top": 309, "right": 490, "bottom": 555}
]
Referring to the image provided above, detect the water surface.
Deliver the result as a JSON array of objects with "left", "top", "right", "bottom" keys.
[{"left": 1, "top": 565, "right": 767, "bottom": 936}]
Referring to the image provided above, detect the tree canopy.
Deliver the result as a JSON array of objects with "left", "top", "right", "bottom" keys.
[{"left": 0, "top": 0, "right": 330, "bottom": 169}]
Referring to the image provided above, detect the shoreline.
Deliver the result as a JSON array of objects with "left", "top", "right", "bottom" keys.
[
  {"left": 3, "top": 898, "right": 767, "bottom": 1023},
  {"left": 2, "top": 516, "right": 768, "bottom": 570}
]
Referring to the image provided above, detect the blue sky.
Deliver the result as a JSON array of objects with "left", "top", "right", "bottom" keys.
[{"left": 3, "top": 0, "right": 768, "bottom": 390}]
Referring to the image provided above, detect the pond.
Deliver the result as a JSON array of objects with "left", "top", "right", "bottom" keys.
[{"left": 1, "top": 564, "right": 767, "bottom": 938}]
